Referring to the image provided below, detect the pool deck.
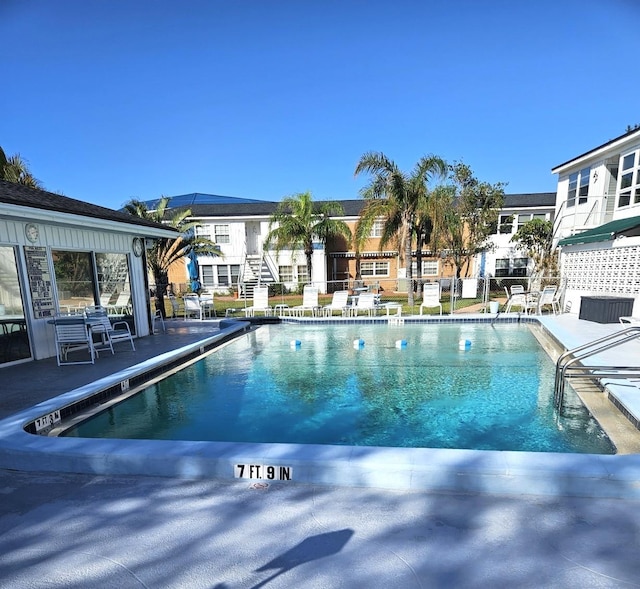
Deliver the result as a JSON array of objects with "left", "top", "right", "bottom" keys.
[{"left": 2, "top": 315, "right": 640, "bottom": 587}]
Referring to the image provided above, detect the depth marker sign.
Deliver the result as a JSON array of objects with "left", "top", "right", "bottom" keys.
[{"left": 234, "top": 464, "right": 292, "bottom": 481}]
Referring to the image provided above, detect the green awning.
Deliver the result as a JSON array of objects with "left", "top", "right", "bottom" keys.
[{"left": 558, "top": 215, "right": 640, "bottom": 246}]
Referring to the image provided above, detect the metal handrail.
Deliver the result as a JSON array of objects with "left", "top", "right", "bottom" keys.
[{"left": 554, "top": 326, "right": 640, "bottom": 410}]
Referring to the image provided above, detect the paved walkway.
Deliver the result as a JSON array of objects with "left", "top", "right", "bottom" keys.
[{"left": 2, "top": 317, "right": 640, "bottom": 587}]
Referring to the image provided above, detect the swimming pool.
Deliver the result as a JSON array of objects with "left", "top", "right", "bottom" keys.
[{"left": 63, "top": 323, "right": 614, "bottom": 454}]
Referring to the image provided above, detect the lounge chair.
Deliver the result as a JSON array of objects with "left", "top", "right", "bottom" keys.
[
  {"left": 322, "top": 290, "right": 349, "bottom": 317},
  {"left": 108, "top": 292, "right": 131, "bottom": 315},
  {"left": 419, "top": 283, "right": 442, "bottom": 315},
  {"left": 244, "top": 286, "right": 272, "bottom": 317},
  {"left": 183, "top": 294, "right": 203, "bottom": 320},
  {"left": 289, "top": 286, "right": 320, "bottom": 317},
  {"left": 85, "top": 307, "right": 136, "bottom": 353},
  {"left": 349, "top": 292, "right": 378, "bottom": 317}
]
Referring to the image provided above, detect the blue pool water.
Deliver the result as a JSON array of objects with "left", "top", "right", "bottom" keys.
[{"left": 64, "top": 323, "right": 615, "bottom": 454}]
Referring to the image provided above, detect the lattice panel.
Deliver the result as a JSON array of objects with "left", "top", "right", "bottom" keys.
[{"left": 564, "top": 246, "right": 640, "bottom": 294}]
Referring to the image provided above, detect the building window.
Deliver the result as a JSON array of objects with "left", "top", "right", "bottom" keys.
[
  {"left": 578, "top": 167, "right": 589, "bottom": 204},
  {"left": 618, "top": 151, "right": 639, "bottom": 208},
  {"left": 361, "top": 261, "right": 389, "bottom": 277},
  {"left": 52, "top": 250, "right": 96, "bottom": 312},
  {"left": 297, "top": 265, "right": 308, "bottom": 284},
  {"left": 279, "top": 266, "right": 293, "bottom": 283},
  {"left": 421, "top": 261, "right": 438, "bottom": 276},
  {"left": 201, "top": 265, "right": 214, "bottom": 288},
  {"left": 96, "top": 253, "right": 131, "bottom": 308},
  {"left": 495, "top": 257, "right": 529, "bottom": 278},
  {"left": 370, "top": 219, "right": 384, "bottom": 238},
  {"left": 411, "top": 260, "right": 438, "bottom": 276},
  {"left": 216, "top": 266, "right": 229, "bottom": 286},
  {"left": 567, "top": 173, "right": 577, "bottom": 208},
  {"left": 214, "top": 225, "right": 230, "bottom": 244},
  {"left": 512, "top": 257, "right": 529, "bottom": 277},
  {"left": 195, "top": 225, "right": 211, "bottom": 241},
  {"left": 497, "top": 215, "right": 514, "bottom": 234},
  {"left": 567, "top": 168, "right": 590, "bottom": 208},
  {"left": 0, "top": 246, "right": 31, "bottom": 363}
]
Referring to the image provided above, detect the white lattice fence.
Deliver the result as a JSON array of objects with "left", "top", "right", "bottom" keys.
[{"left": 564, "top": 246, "right": 640, "bottom": 295}]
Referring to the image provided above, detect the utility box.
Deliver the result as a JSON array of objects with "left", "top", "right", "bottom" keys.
[{"left": 578, "top": 296, "right": 634, "bottom": 324}]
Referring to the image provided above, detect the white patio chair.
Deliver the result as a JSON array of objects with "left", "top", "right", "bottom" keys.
[
  {"left": 289, "top": 286, "right": 320, "bottom": 317},
  {"left": 505, "top": 285, "right": 528, "bottom": 313},
  {"left": 244, "top": 286, "right": 272, "bottom": 317},
  {"left": 551, "top": 286, "right": 565, "bottom": 314},
  {"left": 152, "top": 309, "right": 166, "bottom": 333},
  {"left": 322, "top": 290, "right": 350, "bottom": 316},
  {"left": 183, "top": 294, "right": 203, "bottom": 320},
  {"left": 536, "top": 286, "right": 557, "bottom": 315},
  {"left": 199, "top": 292, "right": 216, "bottom": 318},
  {"left": 419, "top": 283, "right": 442, "bottom": 315},
  {"left": 53, "top": 319, "right": 96, "bottom": 365},
  {"left": 85, "top": 307, "right": 136, "bottom": 353}
]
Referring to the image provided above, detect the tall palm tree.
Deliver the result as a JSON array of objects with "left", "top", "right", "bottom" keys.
[
  {"left": 354, "top": 152, "right": 447, "bottom": 306},
  {"left": 123, "top": 197, "right": 222, "bottom": 317},
  {"left": 265, "top": 191, "right": 352, "bottom": 286}
]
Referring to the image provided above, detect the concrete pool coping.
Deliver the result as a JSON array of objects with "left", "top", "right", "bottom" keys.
[{"left": 1, "top": 314, "right": 640, "bottom": 498}]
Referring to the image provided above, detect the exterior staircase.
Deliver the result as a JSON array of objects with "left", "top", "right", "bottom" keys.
[{"left": 240, "top": 254, "right": 276, "bottom": 297}]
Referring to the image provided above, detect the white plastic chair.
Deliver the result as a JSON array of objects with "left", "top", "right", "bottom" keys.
[
  {"left": 183, "top": 294, "right": 203, "bottom": 320},
  {"left": 322, "top": 290, "right": 350, "bottom": 316},
  {"left": 289, "top": 286, "right": 320, "bottom": 317},
  {"left": 419, "top": 283, "right": 442, "bottom": 315},
  {"left": 244, "top": 286, "right": 272, "bottom": 317},
  {"left": 199, "top": 292, "right": 216, "bottom": 318}
]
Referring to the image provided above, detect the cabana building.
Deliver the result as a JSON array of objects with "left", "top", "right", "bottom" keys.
[{"left": 0, "top": 180, "right": 176, "bottom": 366}]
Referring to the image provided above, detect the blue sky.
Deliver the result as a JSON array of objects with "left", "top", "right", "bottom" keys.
[{"left": 1, "top": 0, "right": 639, "bottom": 209}]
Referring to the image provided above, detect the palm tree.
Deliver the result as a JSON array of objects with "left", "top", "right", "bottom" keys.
[
  {"left": 413, "top": 184, "right": 451, "bottom": 298},
  {"left": 0, "top": 147, "right": 7, "bottom": 180},
  {"left": 265, "top": 192, "right": 352, "bottom": 287},
  {"left": 1, "top": 152, "right": 42, "bottom": 188},
  {"left": 354, "top": 152, "right": 447, "bottom": 306},
  {"left": 123, "top": 197, "right": 222, "bottom": 317}
]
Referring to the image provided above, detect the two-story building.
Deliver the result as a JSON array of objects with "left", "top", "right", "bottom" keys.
[
  {"left": 553, "top": 127, "right": 640, "bottom": 315},
  {"left": 164, "top": 192, "right": 557, "bottom": 296}
]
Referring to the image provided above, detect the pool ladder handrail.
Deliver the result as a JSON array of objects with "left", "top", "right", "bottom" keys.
[{"left": 553, "top": 326, "right": 640, "bottom": 410}]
